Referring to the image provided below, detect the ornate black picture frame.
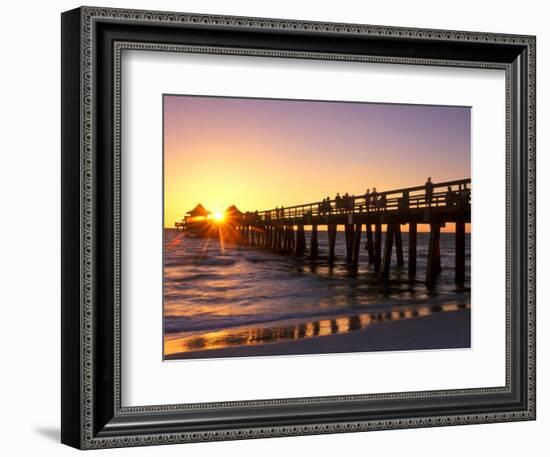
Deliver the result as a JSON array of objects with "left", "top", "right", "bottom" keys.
[{"left": 61, "top": 6, "right": 536, "bottom": 449}]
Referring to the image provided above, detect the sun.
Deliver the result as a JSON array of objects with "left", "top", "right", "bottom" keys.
[{"left": 212, "top": 211, "right": 225, "bottom": 222}]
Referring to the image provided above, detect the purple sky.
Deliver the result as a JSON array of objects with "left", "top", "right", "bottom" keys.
[{"left": 164, "top": 95, "right": 470, "bottom": 226}]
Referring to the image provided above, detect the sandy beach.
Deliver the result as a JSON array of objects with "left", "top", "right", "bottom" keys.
[{"left": 165, "top": 307, "right": 470, "bottom": 360}]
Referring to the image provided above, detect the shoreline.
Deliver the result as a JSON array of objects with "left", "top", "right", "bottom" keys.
[{"left": 165, "top": 307, "right": 470, "bottom": 361}]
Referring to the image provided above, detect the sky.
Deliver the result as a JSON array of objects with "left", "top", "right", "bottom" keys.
[{"left": 164, "top": 95, "right": 470, "bottom": 228}]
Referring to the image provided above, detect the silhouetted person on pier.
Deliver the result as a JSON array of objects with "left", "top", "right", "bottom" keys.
[
  {"left": 371, "top": 188, "right": 378, "bottom": 210},
  {"left": 378, "top": 194, "right": 387, "bottom": 211},
  {"left": 280, "top": 205, "right": 285, "bottom": 218},
  {"left": 335, "top": 193, "right": 342, "bottom": 213},
  {"left": 343, "top": 192, "right": 351, "bottom": 213},
  {"left": 325, "top": 198, "right": 332, "bottom": 214},
  {"left": 445, "top": 186, "right": 456, "bottom": 207},
  {"left": 425, "top": 177, "right": 434, "bottom": 207},
  {"left": 365, "top": 189, "right": 371, "bottom": 212},
  {"left": 324, "top": 197, "right": 332, "bottom": 214}
]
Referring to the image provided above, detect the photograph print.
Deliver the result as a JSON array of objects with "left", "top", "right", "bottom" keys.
[{"left": 163, "top": 95, "right": 471, "bottom": 360}]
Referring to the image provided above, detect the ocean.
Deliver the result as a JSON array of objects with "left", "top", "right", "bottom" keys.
[{"left": 163, "top": 228, "right": 470, "bottom": 358}]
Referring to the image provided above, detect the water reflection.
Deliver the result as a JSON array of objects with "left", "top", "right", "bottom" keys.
[{"left": 164, "top": 303, "right": 469, "bottom": 357}]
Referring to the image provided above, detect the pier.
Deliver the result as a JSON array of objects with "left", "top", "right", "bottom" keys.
[{"left": 178, "top": 179, "right": 471, "bottom": 285}]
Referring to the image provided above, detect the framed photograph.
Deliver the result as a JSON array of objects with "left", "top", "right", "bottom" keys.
[{"left": 61, "top": 6, "right": 536, "bottom": 449}]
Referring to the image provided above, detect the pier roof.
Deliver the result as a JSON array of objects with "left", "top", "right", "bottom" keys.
[
  {"left": 186, "top": 204, "right": 211, "bottom": 217},
  {"left": 224, "top": 205, "right": 243, "bottom": 217}
]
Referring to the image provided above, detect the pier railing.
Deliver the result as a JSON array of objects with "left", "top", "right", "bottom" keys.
[{"left": 248, "top": 178, "right": 470, "bottom": 223}]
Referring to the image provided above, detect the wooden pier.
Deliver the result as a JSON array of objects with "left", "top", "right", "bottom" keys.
[{"left": 180, "top": 179, "right": 471, "bottom": 285}]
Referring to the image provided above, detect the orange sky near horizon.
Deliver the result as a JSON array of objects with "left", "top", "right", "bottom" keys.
[{"left": 164, "top": 95, "right": 471, "bottom": 232}]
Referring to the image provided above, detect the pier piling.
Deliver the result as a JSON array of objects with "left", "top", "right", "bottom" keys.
[
  {"left": 352, "top": 223, "right": 362, "bottom": 268},
  {"left": 283, "top": 226, "right": 290, "bottom": 252},
  {"left": 382, "top": 223, "right": 395, "bottom": 278},
  {"left": 310, "top": 224, "right": 319, "bottom": 260},
  {"left": 295, "top": 224, "right": 306, "bottom": 256},
  {"left": 395, "top": 223, "right": 404, "bottom": 267},
  {"left": 374, "top": 223, "right": 382, "bottom": 272},
  {"left": 365, "top": 223, "right": 374, "bottom": 264},
  {"left": 455, "top": 221, "right": 466, "bottom": 284},
  {"left": 426, "top": 222, "right": 442, "bottom": 285},
  {"left": 345, "top": 224, "right": 353, "bottom": 264},
  {"left": 408, "top": 222, "right": 417, "bottom": 276},
  {"left": 328, "top": 223, "right": 337, "bottom": 265}
]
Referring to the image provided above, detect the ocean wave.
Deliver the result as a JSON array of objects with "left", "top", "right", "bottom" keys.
[
  {"left": 168, "top": 273, "right": 221, "bottom": 282},
  {"left": 190, "top": 257, "right": 239, "bottom": 266},
  {"left": 164, "top": 307, "right": 364, "bottom": 334},
  {"left": 164, "top": 293, "right": 469, "bottom": 335}
]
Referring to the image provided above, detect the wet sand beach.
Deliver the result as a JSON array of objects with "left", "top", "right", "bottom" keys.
[{"left": 165, "top": 306, "right": 470, "bottom": 360}]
